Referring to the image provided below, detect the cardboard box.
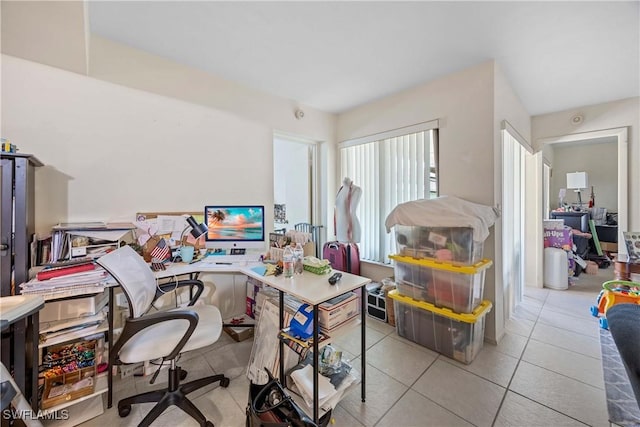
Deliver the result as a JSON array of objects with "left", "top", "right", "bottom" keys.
[
  {"left": 318, "top": 292, "right": 359, "bottom": 332},
  {"left": 224, "top": 326, "right": 255, "bottom": 342},
  {"left": 246, "top": 278, "right": 263, "bottom": 318},
  {"left": 585, "top": 261, "right": 599, "bottom": 275},
  {"left": 39, "top": 291, "right": 108, "bottom": 323},
  {"left": 41, "top": 365, "right": 96, "bottom": 409}
]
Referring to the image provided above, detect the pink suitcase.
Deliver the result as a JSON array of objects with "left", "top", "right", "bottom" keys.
[{"left": 322, "top": 241, "right": 360, "bottom": 275}]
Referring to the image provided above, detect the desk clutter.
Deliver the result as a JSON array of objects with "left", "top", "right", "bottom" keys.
[
  {"left": 40, "top": 339, "right": 100, "bottom": 406},
  {"left": 247, "top": 298, "right": 360, "bottom": 418}
]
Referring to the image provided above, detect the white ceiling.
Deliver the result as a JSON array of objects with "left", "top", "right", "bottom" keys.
[{"left": 88, "top": 1, "right": 639, "bottom": 115}]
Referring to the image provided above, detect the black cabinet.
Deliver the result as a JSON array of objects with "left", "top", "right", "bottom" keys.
[
  {"left": 1, "top": 152, "right": 43, "bottom": 408},
  {"left": 1, "top": 153, "right": 42, "bottom": 295}
]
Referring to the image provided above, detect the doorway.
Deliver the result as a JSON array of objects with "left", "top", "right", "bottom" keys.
[
  {"left": 273, "top": 133, "right": 318, "bottom": 231},
  {"left": 539, "top": 127, "right": 628, "bottom": 252},
  {"left": 501, "top": 125, "right": 533, "bottom": 318},
  {"left": 533, "top": 127, "right": 628, "bottom": 288}
]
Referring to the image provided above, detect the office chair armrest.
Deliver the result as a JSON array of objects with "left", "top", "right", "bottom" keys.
[
  {"left": 155, "top": 279, "right": 204, "bottom": 306},
  {"left": 111, "top": 310, "right": 199, "bottom": 364}
]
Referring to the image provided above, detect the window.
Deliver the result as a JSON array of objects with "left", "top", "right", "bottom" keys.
[{"left": 340, "top": 124, "right": 438, "bottom": 263}]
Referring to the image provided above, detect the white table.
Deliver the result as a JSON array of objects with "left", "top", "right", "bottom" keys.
[
  {"left": 0, "top": 294, "right": 44, "bottom": 410},
  {"left": 156, "top": 261, "right": 371, "bottom": 423}
]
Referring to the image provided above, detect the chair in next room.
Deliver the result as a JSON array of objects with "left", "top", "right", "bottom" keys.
[{"left": 97, "top": 245, "right": 230, "bottom": 427}]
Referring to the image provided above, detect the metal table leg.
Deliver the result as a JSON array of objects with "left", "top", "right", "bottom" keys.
[
  {"left": 361, "top": 284, "right": 366, "bottom": 402},
  {"left": 313, "top": 304, "right": 319, "bottom": 423},
  {"left": 108, "top": 287, "right": 114, "bottom": 408}
]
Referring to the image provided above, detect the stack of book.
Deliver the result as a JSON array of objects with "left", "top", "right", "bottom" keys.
[
  {"left": 36, "top": 258, "right": 96, "bottom": 281},
  {"left": 20, "top": 258, "right": 114, "bottom": 299}
]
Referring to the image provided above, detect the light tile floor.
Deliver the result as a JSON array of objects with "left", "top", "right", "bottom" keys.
[{"left": 81, "top": 267, "right": 618, "bottom": 427}]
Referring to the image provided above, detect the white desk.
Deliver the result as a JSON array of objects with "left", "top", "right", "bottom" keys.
[
  {"left": 156, "top": 261, "right": 371, "bottom": 423},
  {"left": 0, "top": 294, "right": 44, "bottom": 410}
]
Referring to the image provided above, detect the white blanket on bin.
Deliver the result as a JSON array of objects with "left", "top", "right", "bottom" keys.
[{"left": 384, "top": 195, "right": 500, "bottom": 242}]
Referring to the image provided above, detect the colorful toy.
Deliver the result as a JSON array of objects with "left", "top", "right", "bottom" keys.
[{"left": 590, "top": 280, "right": 640, "bottom": 329}]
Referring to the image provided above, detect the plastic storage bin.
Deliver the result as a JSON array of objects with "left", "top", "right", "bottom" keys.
[
  {"left": 393, "top": 225, "right": 484, "bottom": 264},
  {"left": 390, "top": 255, "right": 492, "bottom": 313},
  {"left": 389, "top": 290, "right": 492, "bottom": 364}
]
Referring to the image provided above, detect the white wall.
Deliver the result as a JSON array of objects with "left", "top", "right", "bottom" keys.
[
  {"left": 493, "top": 64, "right": 533, "bottom": 336},
  {"left": 532, "top": 97, "right": 640, "bottom": 231},
  {"left": 337, "top": 61, "right": 506, "bottom": 342},
  {"left": 88, "top": 36, "right": 339, "bottom": 240},
  {"left": 550, "top": 141, "right": 618, "bottom": 212},
  {"left": 1, "top": 1, "right": 88, "bottom": 75},
  {"left": 2, "top": 55, "right": 273, "bottom": 234},
  {"left": 273, "top": 136, "right": 311, "bottom": 228}
]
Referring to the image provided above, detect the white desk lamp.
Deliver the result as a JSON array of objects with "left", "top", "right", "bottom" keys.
[{"left": 566, "top": 172, "right": 588, "bottom": 206}]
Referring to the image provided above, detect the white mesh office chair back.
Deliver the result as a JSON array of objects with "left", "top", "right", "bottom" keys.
[{"left": 97, "top": 245, "right": 229, "bottom": 427}]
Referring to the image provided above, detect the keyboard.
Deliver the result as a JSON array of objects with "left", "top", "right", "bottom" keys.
[{"left": 200, "top": 254, "right": 261, "bottom": 264}]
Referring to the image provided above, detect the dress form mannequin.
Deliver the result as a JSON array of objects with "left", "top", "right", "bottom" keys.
[{"left": 335, "top": 177, "right": 362, "bottom": 243}]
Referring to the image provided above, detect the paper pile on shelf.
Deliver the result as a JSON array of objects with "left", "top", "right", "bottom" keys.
[
  {"left": 39, "top": 311, "right": 108, "bottom": 348},
  {"left": 289, "top": 361, "right": 360, "bottom": 413},
  {"left": 20, "top": 267, "right": 116, "bottom": 300}
]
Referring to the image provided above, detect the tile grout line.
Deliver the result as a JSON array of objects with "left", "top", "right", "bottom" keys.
[{"left": 490, "top": 289, "right": 550, "bottom": 426}]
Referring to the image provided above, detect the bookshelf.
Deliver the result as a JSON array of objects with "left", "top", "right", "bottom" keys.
[
  {"left": 49, "top": 223, "right": 135, "bottom": 263},
  {"left": 35, "top": 290, "right": 114, "bottom": 422}
]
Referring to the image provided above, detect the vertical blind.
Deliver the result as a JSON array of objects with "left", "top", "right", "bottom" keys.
[{"left": 340, "top": 128, "right": 438, "bottom": 263}]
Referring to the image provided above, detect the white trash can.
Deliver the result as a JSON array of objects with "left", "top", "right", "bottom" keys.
[{"left": 544, "top": 247, "right": 568, "bottom": 290}]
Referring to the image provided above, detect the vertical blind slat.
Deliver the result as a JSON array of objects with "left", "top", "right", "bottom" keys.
[{"left": 339, "top": 129, "right": 438, "bottom": 263}]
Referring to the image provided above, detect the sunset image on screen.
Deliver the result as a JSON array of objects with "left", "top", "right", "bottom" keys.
[{"left": 206, "top": 207, "right": 264, "bottom": 240}]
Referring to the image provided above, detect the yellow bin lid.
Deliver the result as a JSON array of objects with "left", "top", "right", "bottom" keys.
[
  {"left": 388, "top": 289, "right": 492, "bottom": 323},
  {"left": 389, "top": 254, "right": 493, "bottom": 274}
]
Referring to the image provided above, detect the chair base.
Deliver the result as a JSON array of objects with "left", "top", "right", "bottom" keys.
[{"left": 118, "top": 366, "right": 230, "bottom": 427}]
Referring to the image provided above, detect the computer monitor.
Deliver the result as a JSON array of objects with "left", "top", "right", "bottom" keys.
[
  {"left": 550, "top": 211, "right": 590, "bottom": 233},
  {"left": 204, "top": 205, "right": 266, "bottom": 252}
]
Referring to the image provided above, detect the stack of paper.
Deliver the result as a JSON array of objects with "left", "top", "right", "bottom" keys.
[
  {"left": 290, "top": 364, "right": 336, "bottom": 409},
  {"left": 39, "top": 311, "right": 108, "bottom": 347},
  {"left": 20, "top": 267, "right": 115, "bottom": 300}
]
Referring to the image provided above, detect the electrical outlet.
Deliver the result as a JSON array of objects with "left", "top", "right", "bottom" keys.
[{"left": 115, "top": 292, "right": 128, "bottom": 308}]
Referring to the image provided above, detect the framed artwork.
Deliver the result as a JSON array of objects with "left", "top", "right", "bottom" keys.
[{"left": 274, "top": 204, "right": 287, "bottom": 224}]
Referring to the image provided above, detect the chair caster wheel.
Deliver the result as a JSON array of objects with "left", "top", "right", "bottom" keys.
[
  {"left": 180, "top": 369, "right": 188, "bottom": 381},
  {"left": 205, "top": 421, "right": 214, "bottom": 427},
  {"left": 118, "top": 405, "right": 132, "bottom": 418},
  {"left": 220, "top": 377, "right": 230, "bottom": 388}
]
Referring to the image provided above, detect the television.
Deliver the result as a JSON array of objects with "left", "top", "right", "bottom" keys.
[
  {"left": 550, "top": 211, "right": 590, "bottom": 233},
  {"left": 204, "top": 205, "right": 266, "bottom": 252}
]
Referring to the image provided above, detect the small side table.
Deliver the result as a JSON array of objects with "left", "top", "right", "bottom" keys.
[{"left": 613, "top": 255, "right": 640, "bottom": 281}]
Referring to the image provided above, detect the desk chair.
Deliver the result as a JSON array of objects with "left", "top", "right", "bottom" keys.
[
  {"left": 294, "top": 223, "right": 324, "bottom": 257},
  {"left": 97, "top": 246, "right": 229, "bottom": 427}
]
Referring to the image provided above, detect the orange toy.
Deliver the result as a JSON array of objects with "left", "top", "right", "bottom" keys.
[{"left": 591, "top": 280, "right": 640, "bottom": 329}]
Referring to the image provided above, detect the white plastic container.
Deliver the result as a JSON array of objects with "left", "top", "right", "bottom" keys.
[{"left": 544, "top": 247, "right": 568, "bottom": 290}]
